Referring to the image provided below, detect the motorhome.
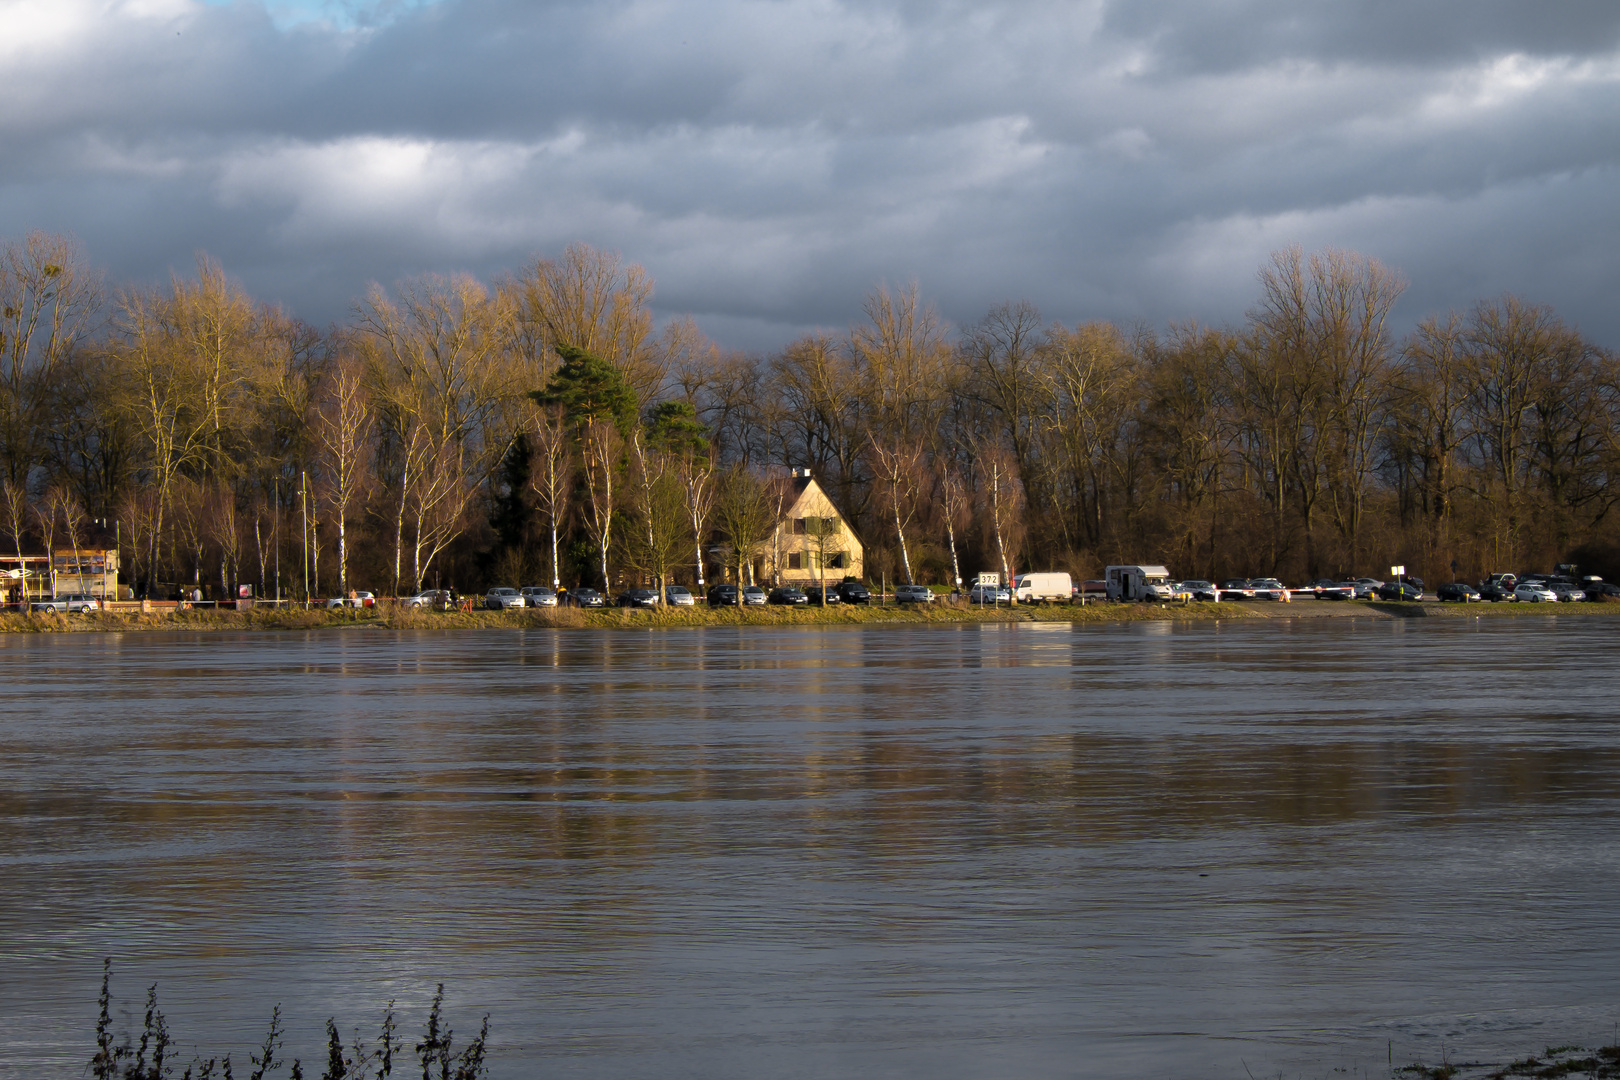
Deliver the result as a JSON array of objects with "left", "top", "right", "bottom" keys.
[
  {"left": 1012, "top": 572, "right": 1073, "bottom": 604},
  {"left": 1104, "top": 565, "right": 1183, "bottom": 602}
]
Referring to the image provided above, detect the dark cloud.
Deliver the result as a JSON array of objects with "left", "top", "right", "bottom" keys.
[
  {"left": 1105, "top": 0, "right": 1620, "bottom": 72},
  {"left": 1, "top": 0, "right": 1618, "bottom": 349}
]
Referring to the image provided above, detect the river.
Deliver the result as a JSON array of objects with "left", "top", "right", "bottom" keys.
[{"left": 2, "top": 618, "right": 1618, "bottom": 1078}]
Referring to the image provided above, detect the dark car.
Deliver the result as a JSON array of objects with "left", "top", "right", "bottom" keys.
[
  {"left": 1376, "top": 581, "right": 1423, "bottom": 601},
  {"left": 835, "top": 581, "right": 872, "bottom": 605},
  {"left": 1219, "top": 578, "right": 1255, "bottom": 600},
  {"left": 706, "top": 584, "right": 741, "bottom": 607},
  {"left": 616, "top": 588, "right": 659, "bottom": 608},
  {"left": 568, "top": 588, "right": 606, "bottom": 608},
  {"left": 767, "top": 587, "right": 808, "bottom": 605},
  {"left": 1305, "top": 578, "right": 1353, "bottom": 600},
  {"left": 1479, "top": 572, "right": 1517, "bottom": 598},
  {"left": 803, "top": 585, "right": 840, "bottom": 605},
  {"left": 1437, "top": 582, "right": 1481, "bottom": 602},
  {"left": 1582, "top": 580, "right": 1620, "bottom": 601}
]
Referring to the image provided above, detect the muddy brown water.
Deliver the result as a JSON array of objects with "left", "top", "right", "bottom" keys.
[{"left": 2, "top": 618, "right": 1618, "bottom": 1078}]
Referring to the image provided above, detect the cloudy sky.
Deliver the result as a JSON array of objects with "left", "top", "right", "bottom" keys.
[{"left": 4, "top": 0, "right": 1618, "bottom": 348}]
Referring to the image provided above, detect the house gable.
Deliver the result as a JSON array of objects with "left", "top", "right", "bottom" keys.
[{"left": 766, "top": 470, "right": 863, "bottom": 583}]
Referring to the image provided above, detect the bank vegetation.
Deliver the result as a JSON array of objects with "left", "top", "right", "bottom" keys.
[{"left": 3, "top": 231, "right": 1617, "bottom": 602}]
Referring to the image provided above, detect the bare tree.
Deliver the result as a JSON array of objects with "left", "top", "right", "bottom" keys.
[
  {"left": 512, "top": 243, "right": 667, "bottom": 403},
  {"left": 934, "top": 458, "right": 971, "bottom": 592},
  {"left": 1461, "top": 296, "right": 1561, "bottom": 564},
  {"left": 712, "top": 466, "right": 776, "bottom": 591},
  {"left": 205, "top": 481, "right": 241, "bottom": 599},
  {"left": 313, "top": 360, "right": 373, "bottom": 597},
  {"left": 580, "top": 419, "right": 621, "bottom": 590},
  {"left": 868, "top": 435, "right": 925, "bottom": 584},
  {"left": 356, "top": 274, "right": 518, "bottom": 593},
  {"left": 1, "top": 478, "right": 30, "bottom": 605},
  {"left": 31, "top": 487, "right": 60, "bottom": 596},
  {"left": 528, "top": 405, "right": 572, "bottom": 589},
  {"left": 627, "top": 431, "right": 688, "bottom": 599},
  {"left": 0, "top": 232, "right": 100, "bottom": 487},
  {"left": 977, "top": 442, "right": 1024, "bottom": 598}
]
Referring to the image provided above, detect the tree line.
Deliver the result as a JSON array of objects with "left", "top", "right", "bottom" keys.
[{"left": 2, "top": 231, "right": 1616, "bottom": 600}]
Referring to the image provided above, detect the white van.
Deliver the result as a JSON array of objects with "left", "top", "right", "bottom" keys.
[
  {"left": 1012, "top": 572, "right": 1073, "bottom": 604},
  {"left": 1104, "top": 565, "right": 1183, "bottom": 602}
]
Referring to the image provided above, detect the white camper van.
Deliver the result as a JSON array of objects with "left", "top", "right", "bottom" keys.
[
  {"left": 1012, "top": 572, "right": 1073, "bottom": 604},
  {"left": 1104, "top": 565, "right": 1183, "bottom": 602}
]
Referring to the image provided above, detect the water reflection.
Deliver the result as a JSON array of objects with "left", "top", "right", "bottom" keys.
[{"left": 2, "top": 619, "right": 1618, "bottom": 1078}]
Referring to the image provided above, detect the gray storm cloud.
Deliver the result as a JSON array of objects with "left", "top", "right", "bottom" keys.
[{"left": 1, "top": 0, "right": 1617, "bottom": 347}]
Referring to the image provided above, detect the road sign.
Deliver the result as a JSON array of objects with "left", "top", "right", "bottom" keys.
[
  {"left": 977, "top": 572, "right": 1001, "bottom": 587},
  {"left": 1391, "top": 565, "right": 1405, "bottom": 577}
]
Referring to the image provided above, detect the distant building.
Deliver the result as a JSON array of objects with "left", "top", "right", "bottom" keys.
[
  {"left": 1, "top": 554, "right": 53, "bottom": 605},
  {"left": 764, "top": 469, "right": 863, "bottom": 585},
  {"left": 53, "top": 548, "right": 120, "bottom": 597}
]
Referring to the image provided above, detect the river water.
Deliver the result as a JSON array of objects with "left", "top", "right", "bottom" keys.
[{"left": 3, "top": 618, "right": 1618, "bottom": 1078}]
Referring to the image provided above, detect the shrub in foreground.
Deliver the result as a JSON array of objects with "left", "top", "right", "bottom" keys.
[{"left": 90, "top": 961, "right": 489, "bottom": 1080}]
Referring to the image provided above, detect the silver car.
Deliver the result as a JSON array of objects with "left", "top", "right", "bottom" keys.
[
  {"left": 1513, "top": 582, "right": 1558, "bottom": 603},
  {"left": 968, "top": 583, "right": 1011, "bottom": 604},
  {"left": 741, "top": 585, "right": 767, "bottom": 605},
  {"left": 895, "top": 584, "right": 934, "bottom": 603},
  {"left": 521, "top": 586, "right": 559, "bottom": 607},
  {"left": 664, "top": 585, "right": 696, "bottom": 607},
  {"left": 484, "top": 587, "right": 526, "bottom": 610}
]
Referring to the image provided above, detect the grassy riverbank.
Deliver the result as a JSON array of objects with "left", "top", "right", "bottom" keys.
[{"left": 3, "top": 597, "right": 1617, "bottom": 632}]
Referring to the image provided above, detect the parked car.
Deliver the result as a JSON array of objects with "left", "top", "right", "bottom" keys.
[
  {"left": 1219, "top": 579, "right": 1255, "bottom": 600},
  {"left": 567, "top": 588, "right": 606, "bottom": 608},
  {"left": 1436, "top": 582, "right": 1481, "bottom": 602},
  {"left": 1376, "top": 581, "right": 1423, "bottom": 601},
  {"left": 521, "top": 586, "right": 559, "bottom": 607},
  {"left": 1250, "top": 578, "right": 1289, "bottom": 601},
  {"left": 1549, "top": 582, "right": 1587, "bottom": 603},
  {"left": 325, "top": 591, "right": 376, "bottom": 609},
  {"left": 33, "top": 594, "right": 101, "bottom": 613},
  {"left": 403, "top": 589, "right": 451, "bottom": 610},
  {"left": 895, "top": 584, "right": 934, "bottom": 603},
  {"left": 1176, "top": 580, "right": 1218, "bottom": 602},
  {"left": 768, "top": 587, "right": 808, "bottom": 605},
  {"left": 1350, "top": 578, "right": 1383, "bottom": 599},
  {"left": 485, "top": 587, "right": 526, "bottom": 610},
  {"left": 835, "top": 581, "right": 872, "bottom": 605},
  {"left": 663, "top": 585, "right": 695, "bottom": 607},
  {"left": 804, "top": 585, "right": 840, "bottom": 605},
  {"left": 1298, "top": 578, "right": 1349, "bottom": 600},
  {"left": 1512, "top": 582, "right": 1558, "bottom": 603},
  {"left": 1581, "top": 580, "right": 1620, "bottom": 601},
  {"left": 742, "top": 585, "right": 767, "bottom": 605},
  {"left": 968, "top": 583, "right": 1011, "bottom": 604},
  {"left": 1075, "top": 579, "right": 1108, "bottom": 598},
  {"left": 1479, "top": 579, "right": 1516, "bottom": 602},
  {"left": 616, "top": 587, "right": 659, "bottom": 608},
  {"left": 706, "top": 584, "right": 741, "bottom": 607}
]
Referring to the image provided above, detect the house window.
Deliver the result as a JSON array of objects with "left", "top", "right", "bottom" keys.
[
  {"left": 792, "top": 518, "right": 806, "bottom": 535},
  {"left": 787, "top": 552, "right": 802, "bottom": 570},
  {"left": 829, "top": 552, "right": 849, "bottom": 569},
  {"left": 822, "top": 517, "right": 838, "bottom": 534}
]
